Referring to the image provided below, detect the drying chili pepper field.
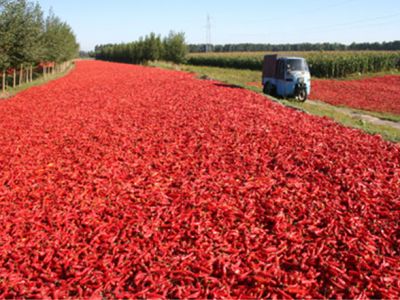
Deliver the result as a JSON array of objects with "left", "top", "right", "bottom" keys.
[
  {"left": 310, "top": 76, "right": 400, "bottom": 115},
  {"left": 0, "top": 61, "right": 399, "bottom": 299}
]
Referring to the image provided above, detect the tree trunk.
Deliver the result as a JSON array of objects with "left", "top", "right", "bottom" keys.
[
  {"left": 1, "top": 70, "right": 6, "bottom": 94},
  {"left": 19, "top": 64, "right": 23, "bottom": 86},
  {"left": 13, "top": 69, "right": 16, "bottom": 88},
  {"left": 30, "top": 65, "right": 33, "bottom": 82},
  {"left": 43, "top": 66, "right": 46, "bottom": 78},
  {"left": 25, "top": 67, "right": 29, "bottom": 83}
]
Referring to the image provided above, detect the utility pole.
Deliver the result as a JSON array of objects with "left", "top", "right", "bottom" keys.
[{"left": 206, "top": 14, "right": 212, "bottom": 52}]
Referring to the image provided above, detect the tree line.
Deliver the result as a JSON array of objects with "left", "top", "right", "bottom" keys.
[
  {"left": 188, "top": 41, "right": 400, "bottom": 53},
  {"left": 0, "top": 0, "right": 79, "bottom": 92},
  {"left": 95, "top": 32, "right": 188, "bottom": 64}
]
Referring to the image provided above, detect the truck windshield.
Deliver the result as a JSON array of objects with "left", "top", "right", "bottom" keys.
[{"left": 287, "top": 59, "right": 308, "bottom": 72}]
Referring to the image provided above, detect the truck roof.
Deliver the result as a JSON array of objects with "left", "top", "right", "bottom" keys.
[
  {"left": 262, "top": 55, "right": 308, "bottom": 78},
  {"left": 278, "top": 56, "right": 305, "bottom": 60},
  {"left": 264, "top": 55, "right": 306, "bottom": 61}
]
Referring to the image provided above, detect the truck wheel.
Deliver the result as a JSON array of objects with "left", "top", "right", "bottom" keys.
[
  {"left": 263, "top": 83, "right": 270, "bottom": 95},
  {"left": 297, "top": 89, "right": 307, "bottom": 102},
  {"left": 263, "top": 83, "right": 273, "bottom": 95}
]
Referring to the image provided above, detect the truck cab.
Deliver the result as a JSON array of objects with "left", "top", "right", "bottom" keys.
[{"left": 262, "top": 55, "right": 311, "bottom": 101}]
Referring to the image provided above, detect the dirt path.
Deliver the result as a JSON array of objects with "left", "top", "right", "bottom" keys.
[{"left": 307, "top": 100, "right": 400, "bottom": 130}]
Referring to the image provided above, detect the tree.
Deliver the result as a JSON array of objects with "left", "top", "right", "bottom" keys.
[
  {"left": 0, "top": 0, "right": 78, "bottom": 88},
  {"left": 42, "top": 10, "right": 79, "bottom": 63},
  {"left": 1, "top": 0, "right": 43, "bottom": 68},
  {"left": 162, "top": 31, "right": 187, "bottom": 64},
  {"left": 0, "top": 0, "right": 11, "bottom": 70},
  {"left": 24, "top": 2, "right": 44, "bottom": 66},
  {"left": 95, "top": 31, "right": 188, "bottom": 65},
  {"left": 188, "top": 41, "right": 400, "bottom": 53},
  {"left": 0, "top": 0, "right": 11, "bottom": 91},
  {"left": 143, "top": 33, "right": 162, "bottom": 62}
]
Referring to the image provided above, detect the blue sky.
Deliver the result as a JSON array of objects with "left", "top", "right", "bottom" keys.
[{"left": 37, "top": 0, "right": 400, "bottom": 51}]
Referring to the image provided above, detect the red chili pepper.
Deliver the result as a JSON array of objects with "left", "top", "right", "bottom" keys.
[{"left": 0, "top": 60, "right": 398, "bottom": 298}]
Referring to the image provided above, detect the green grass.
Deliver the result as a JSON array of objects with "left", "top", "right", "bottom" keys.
[
  {"left": 150, "top": 61, "right": 400, "bottom": 143},
  {"left": 0, "top": 63, "right": 75, "bottom": 99},
  {"left": 151, "top": 62, "right": 262, "bottom": 91}
]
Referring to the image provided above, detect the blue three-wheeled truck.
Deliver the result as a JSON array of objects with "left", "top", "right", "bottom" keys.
[{"left": 262, "top": 55, "right": 311, "bottom": 102}]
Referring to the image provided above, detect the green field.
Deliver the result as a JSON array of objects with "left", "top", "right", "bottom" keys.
[{"left": 187, "top": 51, "right": 400, "bottom": 78}]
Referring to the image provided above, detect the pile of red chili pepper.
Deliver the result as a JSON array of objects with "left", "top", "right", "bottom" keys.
[
  {"left": 310, "top": 75, "right": 400, "bottom": 115},
  {"left": 0, "top": 61, "right": 399, "bottom": 298}
]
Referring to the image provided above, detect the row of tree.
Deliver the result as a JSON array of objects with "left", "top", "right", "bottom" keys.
[
  {"left": 0, "top": 0, "right": 79, "bottom": 92},
  {"left": 188, "top": 41, "right": 400, "bottom": 53},
  {"left": 95, "top": 32, "right": 188, "bottom": 64}
]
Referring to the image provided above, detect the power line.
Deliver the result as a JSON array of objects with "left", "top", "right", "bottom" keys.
[
  {"left": 226, "top": 10, "right": 400, "bottom": 39},
  {"left": 206, "top": 14, "right": 212, "bottom": 52},
  {"left": 301, "top": 11, "right": 400, "bottom": 33},
  {"left": 231, "top": 0, "right": 360, "bottom": 25}
]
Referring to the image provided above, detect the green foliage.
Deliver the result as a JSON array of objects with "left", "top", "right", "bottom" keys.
[
  {"left": 162, "top": 32, "right": 187, "bottom": 64},
  {"left": 0, "top": 0, "right": 12, "bottom": 69},
  {"left": 79, "top": 50, "right": 95, "bottom": 58},
  {"left": 189, "top": 41, "right": 400, "bottom": 53},
  {"left": 143, "top": 32, "right": 163, "bottom": 61},
  {"left": 0, "top": 0, "right": 78, "bottom": 70},
  {"left": 187, "top": 51, "right": 400, "bottom": 78},
  {"left": 42, "top": 11, "right": 79, "bottom": 63},
  {"left": 95, "top": 31, "right": 187, "bottom": 65}
]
